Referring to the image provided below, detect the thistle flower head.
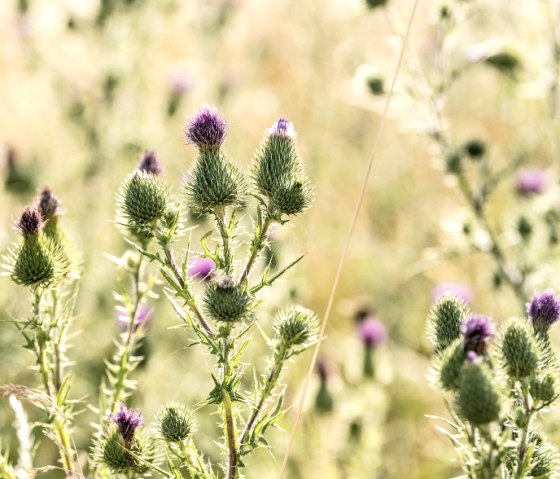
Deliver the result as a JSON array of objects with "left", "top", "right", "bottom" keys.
[
  {"left": 137, "top": 150, "right": 162, "bottom": 175},
  {"left": 97, "top": 429, "right": 154, "bottom": 474},
  {"left": 427, "top": 294, "right": 469, "bottom": 353},
  {"left": 16, "top": 207, "right": 43, "bottom": 236},
  {"left": 357, "top": 316, "right": 387, "bottom": 348},
  {"left": 527, "top": 290, "right": 560, "bottom": 329},
  {"left": 156, "top": 403, "right": 196, "bottom": 442},
  {"left": 36, "top": 187, "right": 60, "bottom": 219},
  {"left": 501, "top": 321, "right": 540, "bottom": 380},
  {"left": 274, "top": 305, "right": 319, "bottom": 349},
  {"left": 203, "top": 277, "right": 252, "bottom": 323},
  {"left": 111, "top": 404, "right": 143, "bottom": 442},
  {"left": 184, "top": 105, "right": 227, "bottom": 149},
  {"left": 461, "top": 315, "right": 496, "bottom": 355},
  {"left": 516, "top": 168, "right": 549, "bottom": 197},
  {"left": 267, "top": 118, "right": 296, "bottom": 138},
  {"left": 187, "top": 256, "right": 215, "bottom": 280},
  {"left": 457, "top": 362, "right": 501, "bottom": 425}
]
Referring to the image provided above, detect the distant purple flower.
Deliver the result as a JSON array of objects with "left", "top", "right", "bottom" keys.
[
  {"left": 527, "top": 289, "right": 560, "bottom": 328},
  {"left": 268, "top": 118, "right": 296, "bottom": 138},
  {"left": 461, "top": 315, "right": 496, "bottom": 354},
  {"left": 516, "top": 169, "right": 550, "bottom": 197},
  {"left": 432, "top": 283, "right": 473, "bottom": 305},
  {"left": 111, "top": 403, "right": 143, "bottom": 441},
  {"left": 184, "top": 105, "right": 227, "bottom": 149},
  {"left": 168, "top": 71, "right": 193, "bottom": 95},
  {"left": 137, "top": 150, "right": 162, "bottom": 175},
  {"left": 116, "top": 304, "right": 153, "bottom": 332},
  {"left": 187, "top": 257, "right": 216, "bottom": 280},
  {"left": 17, "top": 207, "right": 43, "bottom": 236},
  {"left": 357, "top": 316, "right": 387, "bottom": 348}
]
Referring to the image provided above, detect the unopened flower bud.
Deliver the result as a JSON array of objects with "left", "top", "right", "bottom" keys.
[
  {"left": 530, "top": 374, "right": 556, "bottom": 404},
  {"left": 274, "top": 305, "right": 319, "bottom": 349},
  {"left": 203, "top": 278, "right": 251, "bottom": 323},
  {"left": 427, "top": 294, "right": 468, "bottom": 353},
  {"left": 156, "top": 403, "right": 196, "bottom": 442},
  {"left": 439, "top": 340, "right": 466, "bottom": 391},
  {"left": 457, "top": 362, "right": 501, "bottom": 425},
  {"left": 36, "top": 187, "right": 60, "bottom": 219},
  {"left": 501, "top": 321, "right": 539, "bottom": 380},
  {"left": 463, "top": 139, "right": 486, "bottom": 159}
]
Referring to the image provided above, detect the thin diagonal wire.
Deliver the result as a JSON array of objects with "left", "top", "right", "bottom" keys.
[{"left": 278, "top": 1, "right": 421, "bottom": 477}]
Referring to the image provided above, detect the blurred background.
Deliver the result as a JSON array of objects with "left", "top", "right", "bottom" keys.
[{"left": 1, "top": 0, "right": 560, "bottom": 477}]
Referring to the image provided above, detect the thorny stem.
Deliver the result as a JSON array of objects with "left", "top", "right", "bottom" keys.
[
  {"left": 32, "top": 289, "right": 76, "bottom": 474},
  {"left": 177, "top": 441, "right": 211, "bottom": 478},
  {"left": 221, "top": 336, "right": 238, "bottom": 479},
  {"left": 214, "top": 208, "right": 233, "bottom": 276},
  {"left": 239, "top": 343, "right": 288, "bottom": 450},
  {"left": 516, "top": 383, "right": 534, "bottom": 478},
  {"left": 239, "top": 212, "right": 273, "bottom": 285},
  {"left": 162, "top": 243, "right": 214, "bottom": 336}
]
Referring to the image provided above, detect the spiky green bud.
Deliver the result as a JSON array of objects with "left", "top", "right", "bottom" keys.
[
  {"left": 203, "top": 278, "right": 251, "bottom": 323},
  {"left": 438, "top": 340, "right": 466, "bottom": 391},
  {"left": 501, "top": 321, "right": 539, "bottom": 380},
  {"left": 98, "top": 429, "right": 154, "bottom": 474},
  {"left": 184, "top": 148, "right": 245, "bottom": 214},
  {"left": 118, "top": 171, "right": 171, "bottom": 233},
  {"left": 8, "top": 234, "right": 69, "bottom": 287},
  {"left": 274, "top": 305, "right": 319, "bottom": 348},
  {"left": 252, "top": 119, "right": 312, "bottom": 216},
  {"left": 457, "top": 362, "right": 501, "bottom": 425},
  {"left": 427, "top": 295, "right": 468, "bottom": 353},
  {"left": 530, "top": 434, "right": 559, "bottom": 478},
  {"left": 156, "top": 403, "right": 196, "bottom": 442},
  {"left": 530, "top": 374, "right": 556, "bottom": 404}
]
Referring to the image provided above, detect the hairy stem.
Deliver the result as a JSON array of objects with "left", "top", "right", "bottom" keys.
[
  {"left": 221, "top": 337, "right": 238, "bottom": 479},
  {"left": 239, "top": 213, "right": 273, "bottom": 285},
  {"left": 214, "top": 208, "right": 233, "bottom": 275}
]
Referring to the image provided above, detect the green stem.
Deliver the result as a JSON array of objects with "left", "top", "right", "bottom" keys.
[
  {"left": 239, "top": 344, "right": 287, "bottom": 451},
  {"left": 162, "top": 244, "right": 214, "bottom": 336},
  {"left": 214, "top": 208, "right": 233, "bottom": 275},
  {"left": 239, "top": 213, "right": 273, "bottom": 285},
  {"left": 516, "top": 384, "right": 534, "bottom": 478},
  {"left": 221, "top": 336, "right": 238, "bottom": 479}
]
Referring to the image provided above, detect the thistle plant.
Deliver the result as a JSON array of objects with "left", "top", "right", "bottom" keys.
[
  {"left": 93, "top": 104, "right": 317, "bottom": 478},
  {"left": 427, "top": 291, "right": 560, "bottom": 478},
  {"left": 2, "top": 188, "right": 79, "bottom": 475}
]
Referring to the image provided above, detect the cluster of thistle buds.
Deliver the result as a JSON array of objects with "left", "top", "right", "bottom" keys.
[
  {"left": 98, "top": 105, "right": 319, "bottom": 477},
  {"left": 427, "top": 290, "right": 560, "bottom": 477}
]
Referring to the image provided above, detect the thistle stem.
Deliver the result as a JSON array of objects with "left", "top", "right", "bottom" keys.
[
  {"left": 162, "top": 244, "right": 214, "bottom": 336},
  {"left": 239, "top": 213, "right": 273, "bottom": 285},
  {"left": 516, "top": 384, "right": 534, "bottom": 478},
  {"left": 214, "top": 208, "right": 233, "bottom": 275},
  {"left": 221, "top": 336, "right": 238, "bottom": 479},
  {"left": 239, "top": 344, "right": 287, "bottom": 451}
]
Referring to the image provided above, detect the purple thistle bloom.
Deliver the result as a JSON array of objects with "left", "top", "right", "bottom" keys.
[
  {"left": 515, "top": 169, "right": 550, "bottom": 197},
  {"left": 168, "top": 71, "right": 193, "bottom": 95},
  {"left": 268, "top": 118, "right": 296, "bottom": 138},
  {"left": 187, "top": 257, "right": 216, "bottom": 280},
  {"left": 17, "top": 207, "right": 43, "bottom": 236},
  {"left": 184, "top": 105, "right": 227, "bottom": 149},
  {"left": 137, "top": 150, "right": 162, "bottom": 175},
  {"left": 37, "top": 187, "right": 60, "bottom": 219},
  {"left": 461, "top": 315, "right": 496, "bottom": 354},
  {"left": 116, "top": 304, "right": 153, "bottom": 332},
  {"left": 432, "top": 283, "right": 473, "bottom": 305},
  {"left": 527, "top": 289, "right": 560, "bottom": 328},
  {"left": 357, "top": 316, "right": 387, "bottom": 348},
  {"left": 111, "top": 403, "right": 143, "bottom": 442}
]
